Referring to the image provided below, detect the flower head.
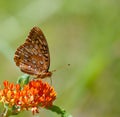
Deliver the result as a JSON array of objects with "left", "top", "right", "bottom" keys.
[{"left": 0, "top": 80, "right": 56, "bottom": 114}]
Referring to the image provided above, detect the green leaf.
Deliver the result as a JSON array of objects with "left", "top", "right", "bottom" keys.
[
  {"left": 17, "top": 74, "right": 30, "bottom": 88},
  {"left": 47, "top": 105, "right": 72, "bottom": 117}
]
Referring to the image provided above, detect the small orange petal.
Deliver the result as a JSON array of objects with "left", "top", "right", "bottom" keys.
[
  {"left": 9, "top": 83, "right": 14, "bottom": 90},
  {"left": 3, "top": 80, "right": 9, "bottom": 87},
  {"left": 16, "top": 84, "right": 20, "bottom": 91}
]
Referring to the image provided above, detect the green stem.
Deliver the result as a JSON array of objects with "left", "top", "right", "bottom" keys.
[{"left": 0, "top": 108, "right": 9, "bottom": 117}]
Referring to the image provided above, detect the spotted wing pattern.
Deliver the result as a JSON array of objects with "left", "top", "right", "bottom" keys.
[{"left": 14, "top": 27, "right": 52, "bottom": 78}]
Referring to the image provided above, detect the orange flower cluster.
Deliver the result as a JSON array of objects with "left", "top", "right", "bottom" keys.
[{"left": 0, "top": 80, "right": 56, "bottom": 114}]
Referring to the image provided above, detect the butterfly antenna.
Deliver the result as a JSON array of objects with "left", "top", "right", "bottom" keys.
[
  {"left": 50, "top": 64, "right": 70, "bottom": 85},
  {"left": 51, "top": 64, "right": 70, "bottom": 72},
  {"left": 51, "top": 69, "right": 56, "bottom": 73}
]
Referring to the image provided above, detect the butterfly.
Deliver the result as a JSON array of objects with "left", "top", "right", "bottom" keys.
[{"left": 14, "top": 26, "right": 52, "bottom": 79}]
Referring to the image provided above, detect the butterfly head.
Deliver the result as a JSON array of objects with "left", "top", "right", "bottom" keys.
[{"left": 37, "top": 71, "right": 52, "bottom": 79}]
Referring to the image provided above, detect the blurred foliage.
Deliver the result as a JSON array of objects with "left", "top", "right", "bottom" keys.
[{"left": 0, "top": 0, "right": 120, "bottom": 117}]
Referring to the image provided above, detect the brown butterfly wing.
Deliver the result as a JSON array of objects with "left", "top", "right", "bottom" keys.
[{"left": 14, "top": 27, "right": 50, "bottom": 77}]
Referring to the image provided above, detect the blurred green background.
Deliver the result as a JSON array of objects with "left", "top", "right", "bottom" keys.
[{"left": 0, "top": 0, "right": 120, "bottom": 117}]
